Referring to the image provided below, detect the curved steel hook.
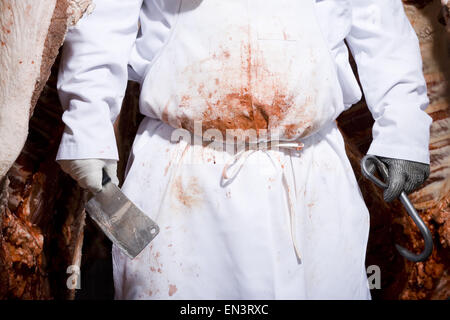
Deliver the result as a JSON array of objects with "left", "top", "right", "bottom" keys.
[{"left": 361, "top": 155, "right": 433, "bottom": 262}]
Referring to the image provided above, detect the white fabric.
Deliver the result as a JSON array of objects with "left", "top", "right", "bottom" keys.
[
  {"left": 139, "top": 0, "right": 343, "bottom": 143},
  {"left": 113, "top": 118, "right": 371, "bottom": 299},
  {"left": 56, "top": 0, "right": 432, "bottom": 164},
  {"left": 221, "top": 140, "right": 306, "bottom": 261},
  {"left": 58, "top": 159, "right": 118, "bottom": 192}
]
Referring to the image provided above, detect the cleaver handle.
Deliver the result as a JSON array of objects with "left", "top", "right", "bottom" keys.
[{"left": 102, "top": 168, "right": 112, "bottom": 186}]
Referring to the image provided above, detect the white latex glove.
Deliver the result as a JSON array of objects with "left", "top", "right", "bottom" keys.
[{"left": 57, "top": 159, "right": 119, "bottom": 193}]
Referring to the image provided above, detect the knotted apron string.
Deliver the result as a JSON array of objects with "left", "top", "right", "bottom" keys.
[{"left": 221, "top": 141, "right": 304, "bottom": 263}]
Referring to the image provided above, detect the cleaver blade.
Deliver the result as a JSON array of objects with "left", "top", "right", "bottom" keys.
[{"left": 85, "top": 170, "right": 159, "bottom": 259}]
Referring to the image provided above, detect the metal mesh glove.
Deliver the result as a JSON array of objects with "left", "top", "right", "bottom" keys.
[
  {"left": 366, "top": 155, "right": 430, "bottom": 202},
  {"left": 57, "top": 159, "right": 119, "bottom": 193}
]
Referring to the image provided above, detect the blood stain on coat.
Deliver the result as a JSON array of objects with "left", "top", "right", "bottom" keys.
[
  {"left": 163, "top": 27, "right": 316, "bottom": 142},
  {"left": 168, "top": 284, "right": 177, "bottom": 296},
  {"left": 177, "top": 43, "right": 297, "bottom": 140},
  {"left": 164, "top": 161, "right": 172, "bottom": 176},
  {"left": 173, "top": 176, "right": 203, "bottom": 209},
  {"left": 150, "top": 250, "right": 163, "bottom": 272},
  {"left": 24, "top": 4, "right": 32, "bottom": 17}
]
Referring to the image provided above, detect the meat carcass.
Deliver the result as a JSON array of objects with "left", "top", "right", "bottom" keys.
[
  {"left": 0, "top": 0, "right": 94, "bottom": 178},
  {"left": 0, "top": 0, "right": 93, "bottom": 299}
]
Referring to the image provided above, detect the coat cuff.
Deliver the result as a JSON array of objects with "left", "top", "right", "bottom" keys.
[
  {"left": 367, "top": 141, "right": 430, "bottom": 165},
  {"left": 56, "top": 131, "right": 119, "bottom": 161}
]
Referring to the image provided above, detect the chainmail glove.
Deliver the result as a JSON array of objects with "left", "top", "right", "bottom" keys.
[{"left": 365, "top": 155, "right": 430, "bottom": 202}]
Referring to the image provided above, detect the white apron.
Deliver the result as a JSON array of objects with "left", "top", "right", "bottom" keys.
[
  {"left": 139, "top": 0, "right": 343, "bottom": 142},
  {"left": 112, "top": 119, "right": 371, "bottom": 300},
  {"left": 113, "top": 0, "right": 371, "bottom": 299}
]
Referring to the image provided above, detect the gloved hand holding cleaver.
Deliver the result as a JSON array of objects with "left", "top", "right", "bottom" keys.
[{"left": 85, "top": 169, "right": 160, "bottom": 259}]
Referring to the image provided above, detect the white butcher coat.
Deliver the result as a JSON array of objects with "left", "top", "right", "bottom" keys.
[{"left": 56, "top": 0, "right": 432, "bottom": 300}]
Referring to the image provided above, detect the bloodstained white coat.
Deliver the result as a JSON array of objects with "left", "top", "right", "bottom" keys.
[{"left": 56, "top": 0, "right": 431, "bottom": 299}]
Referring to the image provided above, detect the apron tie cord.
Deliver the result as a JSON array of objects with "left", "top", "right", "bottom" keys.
[
  {"left": 221, "top": 141, "right": 304, "bottom": 262},
  {"left": 281, "top": 164, "right": 303, "bottom": 263}
]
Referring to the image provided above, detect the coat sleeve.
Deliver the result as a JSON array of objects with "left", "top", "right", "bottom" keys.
[
  {"left": 56, "top": 0, "right": 143, "bottom": 161},
  {"left": 346, "top": 0, "right": 432, "bottom": 164}
]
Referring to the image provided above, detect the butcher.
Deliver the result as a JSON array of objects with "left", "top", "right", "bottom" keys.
[{"left": 56, "top": 0, "right": 431, "bottom": 299}]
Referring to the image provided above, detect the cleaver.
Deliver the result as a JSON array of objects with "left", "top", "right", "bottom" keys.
[{"left": 85, "top": 169, "right": 160, "bottom": 259}]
